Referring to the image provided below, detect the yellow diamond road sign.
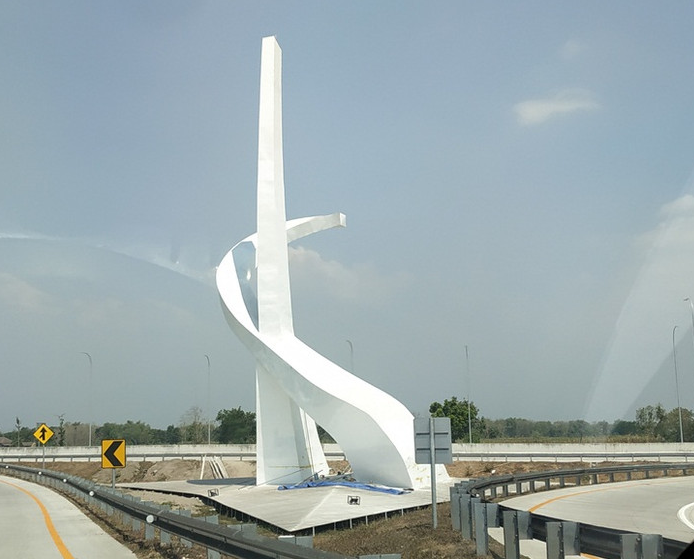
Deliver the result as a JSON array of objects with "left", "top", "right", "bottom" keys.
[
  {"left": 101, "top": 439, "right": 126, "bottom": 469},
  {"left": 33, "top": 423, "right": 54, "bottom": 445}
]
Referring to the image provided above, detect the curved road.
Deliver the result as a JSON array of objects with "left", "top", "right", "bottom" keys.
[
  {"left": 0, "top": 475, "right": 136, "bottom": 559},
  {"left": 502, "top": 475, "right": 694, "bottom": 543}
]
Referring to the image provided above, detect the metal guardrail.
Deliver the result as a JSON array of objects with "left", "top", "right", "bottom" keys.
[
  {"left": 452, "top": 450, "right": 694, "bottom": 463},
  {"left": 4, "top": 461, "right": 692, "bottom": 558},
  {"left": 2, "top": 464, "right": 347, "bottom": 559},
  {"left": 456, "top": 462, "right": 692, "bottom": 559},
  {"left": 2, "top": 444, "right": 693, "bottom": 464}
]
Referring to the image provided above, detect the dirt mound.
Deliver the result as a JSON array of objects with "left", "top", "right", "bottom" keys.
[{"left": 24, "top": 459, "right": 237, "bottom": 484}]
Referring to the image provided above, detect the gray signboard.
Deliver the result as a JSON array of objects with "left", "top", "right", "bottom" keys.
[{"left": 414, "top": 417, "right": 452, "bottom": 464}]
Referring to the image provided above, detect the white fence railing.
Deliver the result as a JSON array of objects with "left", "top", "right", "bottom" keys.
[{"left": 1, "top": 442, "right": 693, "bottom": 463}]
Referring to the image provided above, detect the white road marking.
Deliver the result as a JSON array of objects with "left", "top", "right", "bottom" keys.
[{"left": 677, "top": 501, "right": 694, "bottom": 531}]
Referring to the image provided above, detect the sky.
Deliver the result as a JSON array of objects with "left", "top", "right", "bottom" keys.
[{"left": 2, "top": 2, "right": 694, "bottom": 432}]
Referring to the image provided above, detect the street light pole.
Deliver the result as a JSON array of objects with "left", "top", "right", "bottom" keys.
[
  {"left": 465, "top": 345, "right": 472, "bottom": 445},
  {"left": 672, "top": 326, "right": 684, "bottom": 443},
  {"left": 685, "top": 298, "right": 694, "bottom": 349},
  {"left": 80, "top": 352, "right": 92, "bottom": 446},
  {"left": 346, "top": 340, "right": 354, "bottom": 373},
  {"left": 205, "top": 354, "right": 211, "bottom": 445}
]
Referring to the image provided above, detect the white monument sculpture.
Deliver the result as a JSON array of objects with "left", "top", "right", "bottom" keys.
[{"left": 216, "top": 36, "right": 446, "bottom": 489}]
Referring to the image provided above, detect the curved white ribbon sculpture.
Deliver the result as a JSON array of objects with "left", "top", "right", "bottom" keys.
[{"left": 216, "top": 37, "right": 444, "bottom": 489}]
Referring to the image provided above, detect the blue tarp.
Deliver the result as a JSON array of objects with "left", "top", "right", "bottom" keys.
[{"left": 277, "top": 479, "right": 408, "bottom": 495}]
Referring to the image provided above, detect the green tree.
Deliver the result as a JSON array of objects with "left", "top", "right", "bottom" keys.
[
  {"left": 611, "top": 420, "right": 638, "bottom": 436},
  {"left": 216, "top": 407, "right": 256, "bottom": 443},
  {"left": 655, "top": 408, "right": 694, "bottom": 442},
  {"left": 180, "top": 406, "right": 206, "bottom": 444},
  {"left": 97, "top": 420, "right": 154, "bottom": 445},
  {"left": 636, "top": 404, "right": 665, "bottom": 438},
  {"left": 57, "top": 414, "right": 66, "bottom": 446},
  {"left": 150, "top": 425, "right": 181, "bottom": 444},
  {"left": 429, "top": 396, "right": 479, "bottom": 442}
]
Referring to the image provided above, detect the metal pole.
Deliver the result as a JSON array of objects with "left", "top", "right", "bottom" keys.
[
  {"left": 346, "top": 340, "right": 354, "bottom": 373},
  {"left": 465, "top": 345, "right": 472, "bottom": 445},
  {"left": 205, "top": 354, "right": 211, "bottom": 445},
  {"left": 429, "top": 417, "right": 437, "bottom": 529},
  {"left": 80, "top": 352, "right": 92, "bottom": 446},
  {"left": 685, "top": 297, "right": 694, "bottom": 356},
  {"left": 672, "top": 325, "right": 684, "bottom": 443}
]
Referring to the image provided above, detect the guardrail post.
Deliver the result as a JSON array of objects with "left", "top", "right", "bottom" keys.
[
  {"left": 562, "top": 522, "right": 579, "bottom": 556},
  {"left": 278, "top": 534, "right": 313, "bottom": 548},
  {"left": 546, "top": 522, "right": 564, "bottom": 559},
  {"left": 517, "top": 511, "right": 531, "bottom": 540},
  {"left": 205, "top": 516, "right": 221, "bottom": 559},
  {"left": 486, "top": 503, "right": 500, "bottom": 528},
  {"left": 470, "top": 496, "right": 481, "bottom": 533},
  {"left": 622, "top": 534, "right": 640, "bottom": 559},
  {"left": 621, "top": 534, "right": 663, "bottom": 559},
  {"left": 502, "top": 510, "right": 531, "bottom": 559},
  {"left": 502, "top": 510, "right": 520, "bottom": 559},
  {"left": 229, "top": 523, "right": 258, "bottom": 536},
  {"left": 473, "top": 502, "right": 488, "bottom": 556},
  {"left": 450, "top": 486, "right": 461, "bottom": 531},
  {"left": 145, "top": 520, "right": 155, "bottom": 541},
  {"left": 459, "top": 493, "right": 472, "bottom": 538},
  {"left": 179, "top": 510, "right": 193, "bottom": 548},
  {"left": 642, "top": 534, "right": 663, "bottom": 559},
  {"left": 160, "top": 518, "right": 172, "bottom": 546}
]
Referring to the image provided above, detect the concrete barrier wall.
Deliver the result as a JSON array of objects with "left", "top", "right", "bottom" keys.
[
  {"left": 451, "top": 442, "right": 694, "bottom": 462},
  {"left": 1, "top": 442, "right": 693, "bottom": 463}
]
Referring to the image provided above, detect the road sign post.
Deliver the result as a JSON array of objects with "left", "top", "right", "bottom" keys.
[
  {"left": 101, "top": 439, "right": 126, "bottom": 488},
  {"left": 33, "top": 423, "right": 54, "bottom": 445},
  {"left": 33, "top": 423, "right": 54, "bottom": 469},
  {"left": 414, "top": 417, "right": 452, "bottom": 529}
]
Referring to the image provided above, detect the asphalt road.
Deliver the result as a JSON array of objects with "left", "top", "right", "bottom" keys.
[
  {"left": 0, "top": 475, "right": 137, "bottom": 559},
  {"left": 501, "top": 475, "right": 694, "bottom": 543}
]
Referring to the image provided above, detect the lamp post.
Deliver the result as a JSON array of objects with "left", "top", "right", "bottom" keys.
[
  {"left": 346, "top": 340, "right": 354, "bottom": 373},
  {"left": 80, "top": 352, "right": 92, "bottom": 446},
  {"left": 685, "top": 298, "right": 694, "bottom": 349},
  {"left": 672, "top": 326, "right": 684, "bottom": 443},
  {"left": 204, "top": 354, "right": 211, "bottom": 445},
  {"left": 465, "top": 345, "right": 472, "bottom": 445}
]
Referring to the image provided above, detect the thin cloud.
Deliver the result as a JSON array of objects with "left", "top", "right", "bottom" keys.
[
  {"left": 289, "top": 245, "right": 412, "bottom": 303},
  {"left": 514, "top": 88, "right": 600, "bottom": 126},
  {"left": 0, "top": 272, "right": 51, "bottom": 312},
  {"left": 559, "top": 39, "right": 586, "bottom": 59},
  {"left": 659, "top": 193, "right": 694, "bottom": 218}
]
